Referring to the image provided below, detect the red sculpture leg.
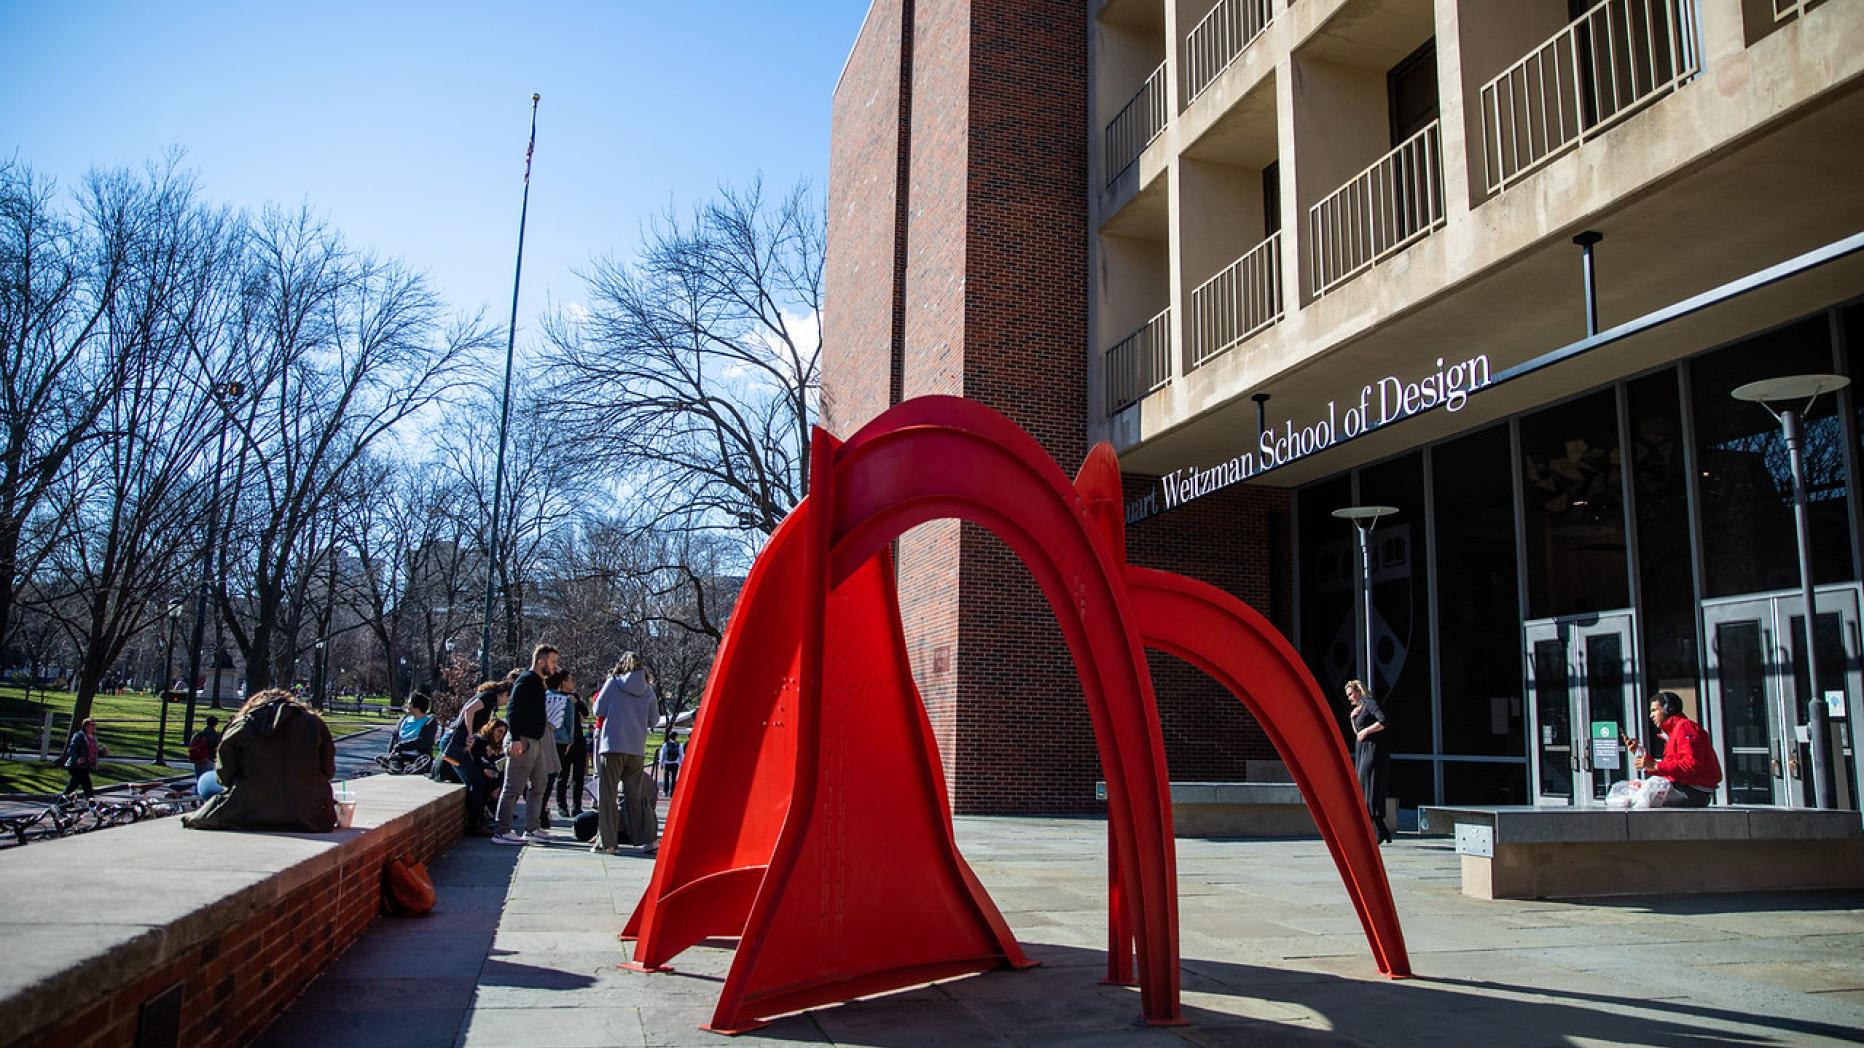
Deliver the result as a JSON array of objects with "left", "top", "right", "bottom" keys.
[
  {"left": 824, "top": 399, "right": 1182, "bottom": 1024},
  {"left": 621, "top": 505, "right": 811, "bottom": 967},
  {"left": 1124, "top": 566, "right": 1412, "bottom": 978},
  {"left": 626, "top": 429, "right": 1029, "bottom": 1033}
]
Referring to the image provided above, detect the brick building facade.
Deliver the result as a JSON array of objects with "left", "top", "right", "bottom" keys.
[{"left": 825, "top": 0, "right": 1290, "bottom": 814}]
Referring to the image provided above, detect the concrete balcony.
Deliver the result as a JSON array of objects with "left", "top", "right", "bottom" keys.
[
  {"left": 1479, "top": 0, "right": 1702, "bottom": 196},
  {"left": 1106, "top": 61, "right": 1170, "bottom": 186},
  {"left": 1187, "top": 230, "right": 1284, "bottom": 371},
  {"left": 1307, "top": 120, "right": 1445, "bottom": 297},
  {"left": 1184, "top": 0, "right": 1275, "bottom": 105},
  {"left": 1105, "top": 306, "right": 1173, "bottom": 414}
]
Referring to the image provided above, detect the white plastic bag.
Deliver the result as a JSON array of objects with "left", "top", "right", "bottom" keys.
[
  {"left": 1604, "top": 776, "right": 1675, "bottom": 810},
  {"left": 1605, "top": 780, "right": 1639, "bottom": 810},
  {"left": 1638, "top": 775, "right": 1673, "bottom": 809}
]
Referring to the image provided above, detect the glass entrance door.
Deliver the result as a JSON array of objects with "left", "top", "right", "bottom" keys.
[
  {"left": 1701, "top": 586, "right": 1861, "bottom": 809},
  {"left": 1524, "top": 611, "right": 1639, "bottom": 806}
]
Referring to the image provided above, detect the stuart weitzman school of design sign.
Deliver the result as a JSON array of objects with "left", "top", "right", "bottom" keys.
[{"left": 1128, "top": 354, "right": 1493, "bottom": 523}]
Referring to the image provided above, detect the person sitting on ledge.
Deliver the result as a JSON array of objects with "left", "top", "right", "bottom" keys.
[
  {"left": 1633, "top": 690, "right": 1722, "bottom": 808},
  {"left": 183, "top": 688, "right": 336, "bottom": 832},
  {"left": 377, "top": 693, "right": 437, "bottom": 774}
]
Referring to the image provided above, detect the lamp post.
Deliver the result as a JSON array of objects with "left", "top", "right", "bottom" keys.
[
  {"left": 314, "top": 639, "right": 328, "bottom": 710},
  {"left": 184, "top": 379, "right": 243, "bottom": 741},
  {"left": 1332, "top": 506, "right": 1399, "bottom": 693},
  {"left": 1732, "top": 373, "right": 1850, "bottom": 810},
  {"left": 155, "top": 600, "right": 184, "bottom": 765}
]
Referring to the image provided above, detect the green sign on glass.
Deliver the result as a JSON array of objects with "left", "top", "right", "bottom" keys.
[{"left": 1590, "top": 720, "right": 1621, "bottom": 770}]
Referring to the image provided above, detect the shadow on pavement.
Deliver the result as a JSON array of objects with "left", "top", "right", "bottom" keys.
[
  {"left": 715, "top": 941, "right": 1858, "bottom": 1047},
  {"left": 1570, "top": 888, "right": 1864, "bottom": 916},
  {"left": 256, "top": 839, "right": 525, "bottom": 1048}
]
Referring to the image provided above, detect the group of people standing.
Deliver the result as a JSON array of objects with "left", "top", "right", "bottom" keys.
[{"left": 429, "top": 644, "right": 671, "bottom": 855}]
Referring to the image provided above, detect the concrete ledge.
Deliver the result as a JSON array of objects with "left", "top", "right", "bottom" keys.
[
  {"left": 1418, "top": 805, "right": 1864, "bottom": 899},
  {"left": 0, "top": 775, "right": 462, "bottom": 1048},
  {"left": 1098, "top": 780, "right": 1394, "bottom": 837}
]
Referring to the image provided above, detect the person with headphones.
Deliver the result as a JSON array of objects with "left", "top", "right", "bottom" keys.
[{"left": 1632, "top": 691, "right": 1722, "bottom": 807}]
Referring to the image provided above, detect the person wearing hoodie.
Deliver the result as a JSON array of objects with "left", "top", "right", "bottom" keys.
[
  {"left": 590, "top": 652, "right": 659, "bottom": 854},
  {"left": 183, "top": 689, "right": 336, "bottom": 832}
]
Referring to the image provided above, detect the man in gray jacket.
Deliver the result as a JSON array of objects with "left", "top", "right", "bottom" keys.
[{"left": 591, "top": 652, "right": 659, "bottom": 854}]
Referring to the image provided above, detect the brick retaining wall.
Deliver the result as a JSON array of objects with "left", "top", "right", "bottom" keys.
[{"left": 0, "top": 775, "right": 461, "bottom": 1048}]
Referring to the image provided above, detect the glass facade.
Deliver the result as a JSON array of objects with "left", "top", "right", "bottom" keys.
[{"left": 1295, "top": 302, "right": 1863, "bottom": 809}]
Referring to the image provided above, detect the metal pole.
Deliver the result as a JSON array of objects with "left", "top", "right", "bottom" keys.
[
  {"left": 1358, "top": 522, "right": 1375, "bottom": 687},
  {"left": 1783, "top": 407, "right": 1835, "bottom": 808},
  {"left": 480, "top": 93, "right": 541, "bottom": 683},
  {"left": 1253, "top": 392, "right": 1271, "bottom": 453},
  {"left": 1574, "top": 231, "right": 1603, "bottom": 338},
  {"left": 156, "top": 611, "right": 178, "bottom": 764},
  {"left": 182, "top": 404, "right": 233, "bottom": 740},
  {"left": 317, "top": 545, "right": 338, "bottom": 709}
]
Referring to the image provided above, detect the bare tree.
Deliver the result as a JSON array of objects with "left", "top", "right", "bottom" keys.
[
  {"left": 540, "top": 178, "right": 822, "bottom": 537},
  {"left": 338, "top": 456, "right": 478, "bottom": 702},
  {"left": 212, "top": 205, "right": 493, "bottom": 691},
  {"left": 0, "top": 159, "right": 174, "bottom": 655},
  {"left": 437, "top": 372, "right": 583, "bottom": 671}
]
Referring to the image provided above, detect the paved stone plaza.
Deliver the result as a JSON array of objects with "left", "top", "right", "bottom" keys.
[{"left": 260, "top": 814, "right": 1864, "bottom": 1047}]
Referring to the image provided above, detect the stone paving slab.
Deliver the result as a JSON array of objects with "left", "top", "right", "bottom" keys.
[{"left": 262, "top": 811, "right": 1864, "bottom": 1046}]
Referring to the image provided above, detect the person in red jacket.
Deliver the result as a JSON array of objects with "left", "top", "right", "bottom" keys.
[{"left": 1633, "top": 691, "right": 1721, "bottom": 807}]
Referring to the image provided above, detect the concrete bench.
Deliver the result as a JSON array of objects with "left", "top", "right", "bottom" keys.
[
  {"left": 0, "top": 775, "right": 462, "bottom": 1048},
  {"left": 1417, "top": 804, "right": 1864, "bottom": 900},
  {"left": 1097, "top": 777, "right": 1397, "bottom": 837}
]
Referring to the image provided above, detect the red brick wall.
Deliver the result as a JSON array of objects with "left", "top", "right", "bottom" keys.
[
  {"left": 22, "top": 793, "right": 459, "bottom": 1048},
  {"left": 825, "top": 0, "right": 1291, "bottom": 814},
  {"left": 1125, "top": 475, "right": 1293, "bottom": 785},
  {"left": 822, "top": 0, "right": 904, "bottom": 438}
]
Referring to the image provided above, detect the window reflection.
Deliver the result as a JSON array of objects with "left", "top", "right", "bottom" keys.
[
  {"left": 1520, "top": 389, "right": 1630, "bottom": 617},
  {"left": 1360, "top": 453, "right": 1432, "bottom": 757},
  {"left": 1628, "top": 372, "right": 1699, "bottom": 725},
  {"left": 1692, "top": 316, "right": 1854, "bottom": 596},
  {"left": 1433, "top": 425, "right": 1523, "bottom": 758},
  {"left": 1298, "top": 477, "right": 1356, "bottom": 705}
]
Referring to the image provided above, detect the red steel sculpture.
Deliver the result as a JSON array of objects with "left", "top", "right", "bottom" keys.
[{"left": 621, "top": 397, "right": 1410, "bottom": 1034}]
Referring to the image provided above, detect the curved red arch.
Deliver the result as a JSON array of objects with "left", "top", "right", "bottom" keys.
[
  {"left": 1124, "top": 566, "right": 1412, "bottom": 977},
  {"left": 620, "top": 397, "right": 1406, "bottom": 1035}
]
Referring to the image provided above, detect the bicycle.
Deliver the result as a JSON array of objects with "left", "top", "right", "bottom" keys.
[{"left": 0, "top": 794, "right": 88, "bottom": 846}]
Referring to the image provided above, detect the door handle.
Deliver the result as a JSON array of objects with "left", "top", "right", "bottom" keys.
[
  {"left": 1772, "top": 756, "right": 1782, "bottom": 778},
  {"left": 1788, "top": 756, "right": 1801, "bottom": 779}
]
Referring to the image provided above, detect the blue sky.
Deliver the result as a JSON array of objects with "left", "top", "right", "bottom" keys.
[{"left": 1, "top": 1, "right": 870, "bottom": 325}]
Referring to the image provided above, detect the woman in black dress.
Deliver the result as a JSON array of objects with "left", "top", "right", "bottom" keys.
[{"left": 1346, "top": 679, "right": 1393, "bottom": 844}]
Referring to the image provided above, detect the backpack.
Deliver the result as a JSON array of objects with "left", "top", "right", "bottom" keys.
[
  {"left": 187, "top": 735, "right": 213, "bottom": 765},
  {"left": 380, "top": 856, "right": 436, "bottom": 916},
  {"left": 548, "top": 692, "right": 573, "bottom": 745}
]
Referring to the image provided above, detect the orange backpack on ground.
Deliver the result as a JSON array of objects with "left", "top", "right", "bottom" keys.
[{"left": 381, "top": 856, "right": 436, "bottom": 916}]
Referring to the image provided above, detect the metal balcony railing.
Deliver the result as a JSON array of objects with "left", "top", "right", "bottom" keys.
[
  {"left": 1104, "top": 307, "right": 1172, "bottom": 414},
  {"left": 1184, "top": 0, "right": 1274, "bottom": 104},
  {"left": 1479, "top": 0, "right": 1700, "bottom": 194},
  {"left": 1187, "top": 231, "right": 1282, "bottom": 370},
  {"left": 1307, "top": 122, "right": 1444, "bottom": 298},
  {"left": 1773, "top": 0, "right": 1828, "bottom": 21},
  {"left": 1105, "top": 62, "right": 1168, "bottom": 186}
]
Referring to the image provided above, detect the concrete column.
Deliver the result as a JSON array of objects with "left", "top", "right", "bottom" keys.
[{"left": 1273, "top": 51, "right": 1302, "bottom": 318}]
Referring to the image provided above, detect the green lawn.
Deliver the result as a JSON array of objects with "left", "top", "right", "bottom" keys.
[
  {"left": 0, "top": 686, "right": 395, "bottom": 794},
  {"left": 0, "top": 759, "right": 166, "bottom": 795}
]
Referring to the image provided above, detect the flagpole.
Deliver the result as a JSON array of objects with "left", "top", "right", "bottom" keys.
[{"left": 481, "top": 93, "right": 540, "bottom": 683}]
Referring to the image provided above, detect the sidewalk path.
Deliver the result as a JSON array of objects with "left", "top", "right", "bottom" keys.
[{"left": 262, "top": 814, "right": 1864, "bottom": 1047}]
